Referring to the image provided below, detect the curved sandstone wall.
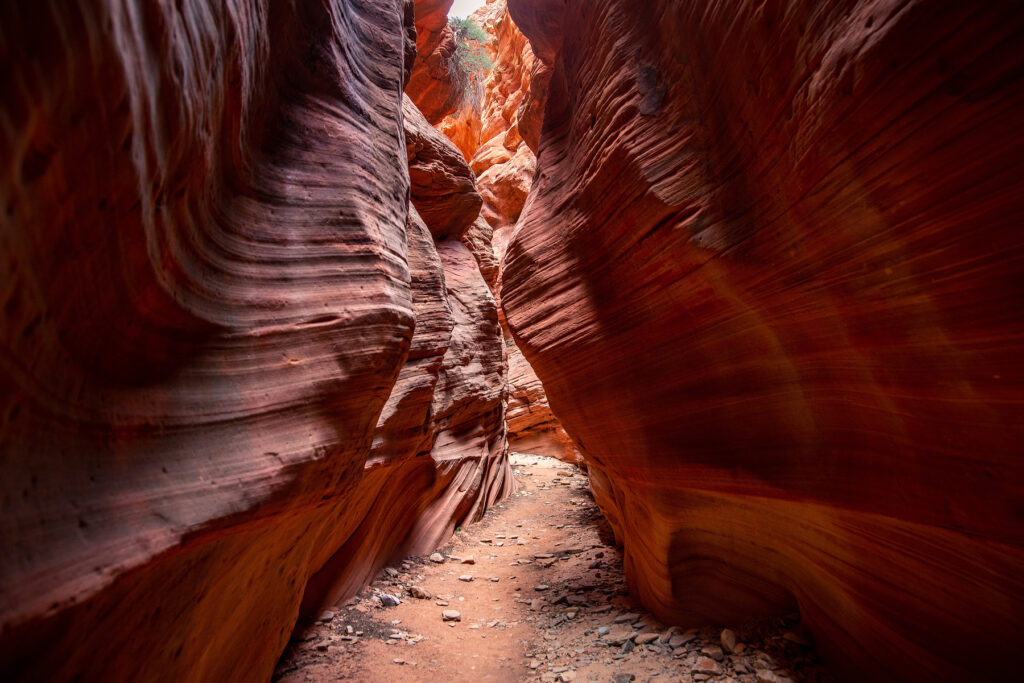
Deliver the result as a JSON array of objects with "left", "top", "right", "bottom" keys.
[
  {"left": 0, "top": 1, "right": 509, "bottom": 680},
  {"left": 502, "top": 0, "right": 1024, "bottom": 680}
]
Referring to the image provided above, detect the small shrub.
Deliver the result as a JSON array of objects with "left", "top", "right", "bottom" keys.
[{"left": 446, "top": 17, "right": 494, "bottom": 114}]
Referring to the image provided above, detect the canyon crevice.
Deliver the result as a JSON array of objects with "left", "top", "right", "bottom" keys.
[{"left": 1, "top": 0, "right": 1022, "bottom": 682}]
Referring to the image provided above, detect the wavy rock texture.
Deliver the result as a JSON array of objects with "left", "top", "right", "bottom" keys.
[
  {"left": 503, "top": 0, "right": 1024, "bottom": 680},
  {"left": 406, "top": 0, "right": 460, "bottom": 123},
  {"left": 0, "top": 0, "right": 509, "bottom": 680},
  {"left": 404, "top": 94, "right": 483, "bottom": 241},
  {"left": 438, "top": 1, "right": 577, "bottom": 463}
]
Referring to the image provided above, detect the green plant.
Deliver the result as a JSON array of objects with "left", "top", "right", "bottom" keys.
[{"left": 446, "top": 17, "right": 494, "bottom": 114}]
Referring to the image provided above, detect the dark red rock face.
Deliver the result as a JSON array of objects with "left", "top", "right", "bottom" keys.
[
  {"left": 0, "top": 1, "right": 509, "bottom": 681},
  {"left": 503, "top": 0, "right": 1024, "bottom": 680}
]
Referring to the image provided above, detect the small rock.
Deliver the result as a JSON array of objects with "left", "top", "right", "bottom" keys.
[
  {"left": 635, "top": 633, "right": 658, "bottom": 645},
  {"left": 461, "top": 556, "right": 475, "bottom": 565},
  {"left": 602, "top": 626, "right": 636, "bottom": 646},
  {"left": 429, "top": 553, "right": 444, "bottom": 563},
  {"left": 490, "top": 576, "right": 500, "bottom": 582},
  {"left": 559, "top": 672, "right": 577, "bottom": 682},
  {"left": 702, "top": 645, "right": 724, "bottom": 661},
  {"left": 458, "top": 575, "right": 474, "bottom": 582},
  {"left": 669, "top": 632, "right": 697, "bottom": 648},
  {"left": 392, "top": 658, "right": 404, "bottom": 665},
  {"left": 435, "top": 599, "right": 449, "bottom": 606},
  {"left": 442, "top": 610, "right": 461, "bottom": 622},
  {"left": 317, "top": 610, "right": 335, "bottom": 623},
  {"left": 534, "top": 553, "right": 555, "bottom": 559},
  {"left": 694, "top": 657, "right": 723, "bottom": 675},
  {"left": 597, "top": 626, "right": 610, "bottom": 636},
  {"left": 721, "top": 628, "right": 738, "bottom": 654},
  {"left": 534, "top": 585, "right": 550, "bottom": 592},
  {"left": 384, "top": 567, "right": 399, "bottom": 578},
  {"left": 612, "top": 674, "right": 635, "bottom": 683},
  {"left": 380, "top": 593, "right": 401, "bottom": 607},
  {"left": 591, "top": 605, "right": 613, "bottom": 614},
  {"left": 614, "top": 612, "right": 640, "bottom": 624},
  {"left": 409, "top": 586, "right": 431, "bottom": 600}
]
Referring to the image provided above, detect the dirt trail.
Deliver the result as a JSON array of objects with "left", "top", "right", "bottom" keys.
[{"left": 274, "top": 455, "right": 831, "bottom": 683}]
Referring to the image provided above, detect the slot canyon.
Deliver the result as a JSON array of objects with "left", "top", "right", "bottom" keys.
[{"left": 1, "top": 0, "right": 1021, "bottom": 681}]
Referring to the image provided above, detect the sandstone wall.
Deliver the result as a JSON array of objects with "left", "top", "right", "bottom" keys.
[
  {"left": 0, "top": 1, "right": 509, "bottom": 680},
  {"left": 442, "top": 0, "right": 578, "bottom": 463},
  {"left": 503, "top": 0, "right": 1024, "bottom": 680}
]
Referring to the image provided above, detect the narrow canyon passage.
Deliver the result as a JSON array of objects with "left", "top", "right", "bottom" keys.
[
  {"left": 2, "top": 1, "right": 1022, "bottom": 682},
  {"left": 274, "top": 455, "right": 829, "bottom": 683}
]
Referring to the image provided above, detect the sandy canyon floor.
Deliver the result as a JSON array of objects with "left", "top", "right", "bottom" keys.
[{"left": 274, "top": 455, "right": 832, "bottom": 683}]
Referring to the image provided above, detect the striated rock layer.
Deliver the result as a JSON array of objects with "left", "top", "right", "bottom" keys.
[
  {"left": 439, "top": 1, "right": 577, "bottom": 463},
  {"left": 406, "top": 0, "right": 460, "bottom": 123},
  {"left": 0, "top": 0, "right": 509, "bottom": 680},
  {"left": 503, "top": 0, "right": 1024, "bottom": 680}
]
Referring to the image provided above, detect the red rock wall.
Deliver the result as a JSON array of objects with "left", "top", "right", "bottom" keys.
[
  {"left": 0, "top": 0, "right": 509, "bottom": 680},
  {"left": 503, "top": 0, "right": 1024, "bottom": 680},
  {"left": 438, "top": 1, "right": 578, "bottom": 464},
  {"left": 407, "top": 0, "right": 461, "bottom": 123}
]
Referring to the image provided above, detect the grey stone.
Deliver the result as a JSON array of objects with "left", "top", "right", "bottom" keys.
[
  {"left": 379, "top": 593, "right": 401, "bottom": 607},
  {"left": 442, "top": 610, "right": 461, "bottom": 622}
]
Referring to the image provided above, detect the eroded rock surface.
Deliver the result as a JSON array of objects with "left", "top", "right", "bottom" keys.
[
  {"left": 0, "top": 1, "right": 509, "bottom": 680},
  {"left": 437, "top": 1, "right": 577, "bottom": 465},
  {"left": 503, "top": 0, "right": 1024, "bottom": 681},
  {"left": 406, "top": 0, "right": 460, "bottom": 123}
]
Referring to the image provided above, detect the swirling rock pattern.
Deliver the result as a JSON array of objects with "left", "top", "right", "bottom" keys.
[
  {"left": 0, "top": 0, "right": 510, "bottom": 680},
  {"left": 503, "top": 0, "right": 1024, "bottom": 680}
]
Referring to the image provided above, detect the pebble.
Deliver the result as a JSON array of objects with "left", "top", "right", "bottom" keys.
[
  {"left": 409, "top": 585, "right": 432, "bottom": 600},
  {"left": 384, "top": 567, "right": 399, "bottom": 578},
  {"left": 429, "top": 553, "right": 444, "bottom": 563},
  {"left": 435, "top": 599, "right": 449, "bottom": 606},
  {"left": 379, "top": 593, "right": 401, "bottom": 607},
  {"left": 317, "top": 610, "right": 335, "bottom": 623},
  {"left": 635, "top": 633, "right": 659, "bottom": 645},
  {"left": 694, "top": 657, "right": 722, "bottom": 676},
  {"left": 721, "top": 628, "right": 738, "bottom": 653},
  {"left": 534, "top": 585, "right": 550, "bottom": 592},
  {"left": 458, "top": 575, "right": 474, "bottom": 582},
  {"left": 442, "top": 610, "right": 461, "bottom": 622},
  {"left": 461, "top": 556, "right": 475, "bottom": 564},
  {"left": 669, "top": 632, "right": 697, "bottom": 648},
  {"left": 614, "top": 613, "right": 640, "bottom": 624},
  {"left": 702, "top": 645, "right": 724, "bottom": 661}
]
